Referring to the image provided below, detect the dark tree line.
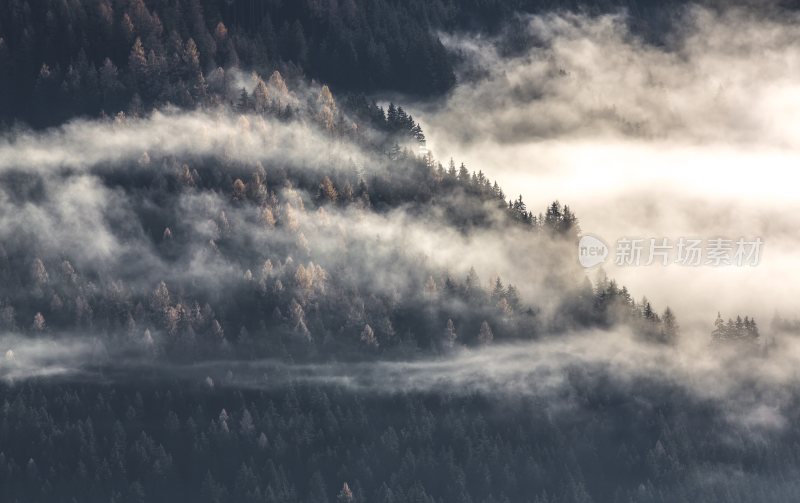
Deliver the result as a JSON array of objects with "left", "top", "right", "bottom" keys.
[
  {"left": 711, "top": 313, "right": 760, "bottom": 347},
  {"left": 554, "top": 270, "right": 680, "bottom": 344},
  {"left": 2, "top": 371, "right": 800, "bottom": 503},
  {"left": 0, "top": 0, "right": 705, "bottom": 128},
  {"left": 0, "top": 0, "right": 454, "bottom": 127}
]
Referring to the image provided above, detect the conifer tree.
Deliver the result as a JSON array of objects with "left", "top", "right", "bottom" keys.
[
  {"left": 444, "top": 319, "right": 457, "bottom": 348},
  {"left": 477, "top": 321, "right": 494, "bottom": 345}
]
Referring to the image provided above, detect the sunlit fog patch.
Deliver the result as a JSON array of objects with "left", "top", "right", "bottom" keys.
[
  {"left": 434, "top": 6, "right": 800, "bottom": 145},
  {"left": 417, "top": 6, "right": 800, "bottom": 328}
]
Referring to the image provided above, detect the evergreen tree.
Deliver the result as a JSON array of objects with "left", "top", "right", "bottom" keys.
[
  {"left": 361, "top": 324, "right": 378, "bottom": 348},
  {"left": 661, "top": 307, "right": 679, "bottom": 343},
  {"left": 712, "top": 312, "right": 725, "bottom": 342},
  {"left": 237, "top": 87, "right": 252, "bottom": 112},
  {"left": 128, "top": 38, "right": 148, "bottom": 93},
  {"left": 337, "top": 482, "right": 354, "bottom": 503},
  {"left": 477, "top": 321, "right": 494, "bottom": 345},
  {"left": 443, "top": 319, "right": 457, "bottom": 348}
]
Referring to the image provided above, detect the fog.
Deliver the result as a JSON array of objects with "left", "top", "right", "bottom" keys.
[
  {"left": 5, "top": 327, "right": 800, "bottom": 434},
  {"left": 0, "top": 107, "right": 367, "bottom": 174},
  {"left": 1, "top": 3, "right": 799, "bottom": 427},
  {"left": 0, "top": 335, "right": 99, "bottom": 381},
  {"left": 0, "top": 107, "right": 581, "bottom": 317},
  {"left": 415, "top": 5, "right": 800, "bottom": 329}
]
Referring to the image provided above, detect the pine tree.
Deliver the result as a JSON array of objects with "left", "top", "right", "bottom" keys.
[
  {"left": 443, "top": 319, "right": 457, "bottom": 348},
  {"left": 457, "top": 163, "right": 470, "bottom": 183},
  {"left": 492, "top": 181, "right": 505, "bottom": 200},
  {"left": 544, "top": 201, "right": 563, "bottom": 233},
  {"left": 661, "top": 307, "right": 679, "bottom": 343},
  {"left": 317, "top": 84, "right": 338, "bottom": 131},
  {"left": 642, "top": 299, "right": 656, "bottom": 322},
  {"left": 505, "top": 285, "right": 520, "bottom": 311},
  {"left": 337, "top": 482, "right": 354, "bottom": 503},
  {"left": 152, "top": 281, "right": 171, "bottom": 312},
  {"left": 412, "top": 123, "right": 426, "bottom": 143},
  {"left": 748, "top": 317, "right": 760, "bottom": 340},
  {"left": 32, "top": 312, "right": 46, "bottom": 332},
  {"left": 561, "top": 205, "right": 580, "bottom": 238},
  {"left": 465, "top": 267, "right": 480, "bottom": 297},
  {"left": 253, "top": 78, "right": 270, "bottom": 112},
  {"left": 711, "top": 312, "right": 725, "bottom": 342},
  {"left": 31, "top": 258, "right": 49, "bottom": 285},
  {"left": 477, "top": 321, "right": 494, "bottom": 345},
  {"left": 236, "top": 87, "right": 252, "bottom": 112},
  {"left": 491, "top": 278, "right": 505, "bottom": 302},
  {"left": 128, "top": 38, "right": 148, "bottom": 93},
  {"left": 99, "top": 58, "right": 125, "bottom": 113},
  {"left": 268, "top": 70, "right": 289, "bottom": 96},
  {"left": 184, "top": 38, "right": 207, "bottom": 100},
  {"left": 318, "top": 177, "right": 338, "bottom": 204},
  {"left": 447, "top": 158, "right": 457, "bottom": 178},
  {"left": 387, "top": 103, "right": 398, "bottom": 129},
  {"left": 289, "top": 299, "right": 310, "bottom": 341},
  {"left": 239, "top": 409, "right": 255, "bottom": 435}
]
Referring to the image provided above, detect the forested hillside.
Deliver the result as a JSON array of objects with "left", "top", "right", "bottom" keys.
[
  {"left": 0, "top": 62, "right": 683, "bottom": 364},
  {"left": 0, "top": 0, "right": 694, "bottom": 127},
  {"left": 2, "top": 0, "right": 797, "bottom": 502},
  {"left": 0, "top": 50, "right": 694, "bottom": 503},
  {"left": 4, "top": 376, "right": 800, "bottom": 503}
]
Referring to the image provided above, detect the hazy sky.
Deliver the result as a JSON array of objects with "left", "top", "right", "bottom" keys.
[{"left": 415, "top": 5, "right": 800, "bottom": 330}]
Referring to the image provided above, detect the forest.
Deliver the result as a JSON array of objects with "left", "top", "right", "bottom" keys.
[
  {"left": 1, "top": 0, "right": 799, "bottom": 502},
  {"left": 0, "top": 0, "right": 696, "bottom": 127}
]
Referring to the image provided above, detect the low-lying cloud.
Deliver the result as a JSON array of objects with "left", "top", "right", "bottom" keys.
[
  {"left": 433, "top": 6, "right": 800, "bottom": 145},
  {"left": 415, "top": 4, "right": 800, "bottom": 328},
  {"left": 0, "top": 103, "right": 584, "bottom": 318},
  {"left": 7, "top": 327, "right": 800, "bottom": 434},
  {"left": 0, "top": 335, "right": 99, "bottom": 381},
  {"left": 0, "top": 108, "right": 367, "bottom": 174}
]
